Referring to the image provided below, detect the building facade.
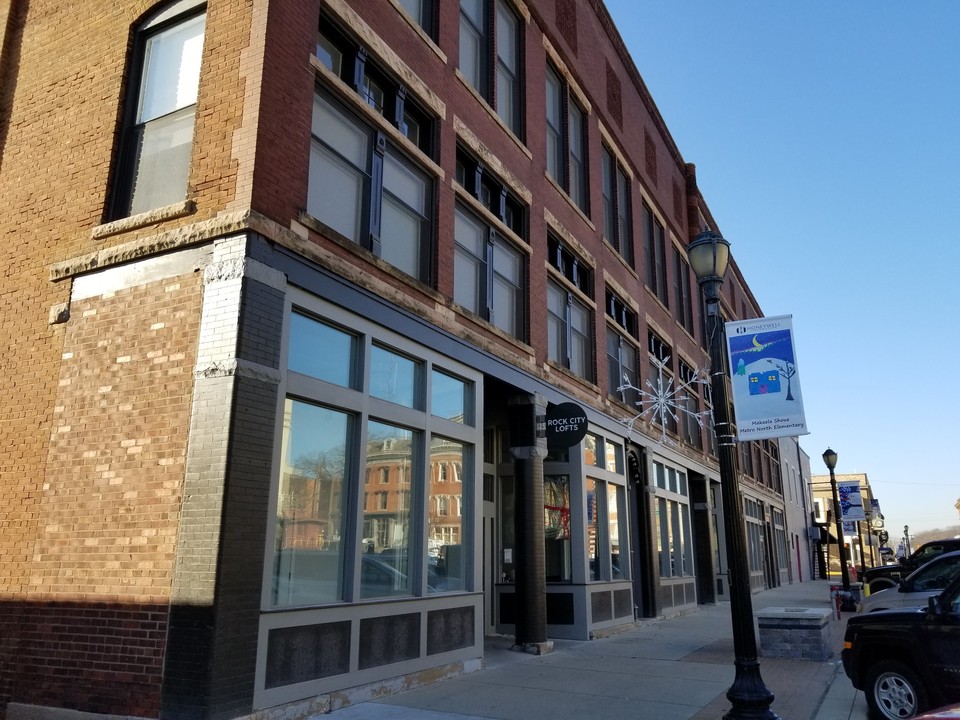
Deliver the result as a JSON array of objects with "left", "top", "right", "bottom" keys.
[
  {"left": 811, "top": 472, "right": 877, "bottom": 578},
  {"left": 0, "top": 1, "right": 803, "bottom": 718}
]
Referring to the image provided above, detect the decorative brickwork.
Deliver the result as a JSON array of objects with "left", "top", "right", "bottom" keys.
[{"left": 606, "top": 60, "right": 622, "bottom": 129}]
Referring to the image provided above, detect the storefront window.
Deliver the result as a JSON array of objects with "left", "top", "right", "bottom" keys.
[
  {"left": 371, "top": 345, "right": 419, "bottom": 408},
  {"left": 288, "top": 312, "right": 358, "bottom": 388},
  {"left": 653, "top": 460, "right": 693, "bottom": 579},
  {"left": 586, "top": 478, "right": 599, "bottom": 580},
  {"left": 608, "top": 483, "right": 625, "bottom": 580},
  {"left": 429, "top": 436, "right": 466, "bottom": 592},
  {"left": 361, "top": 422, "right": 415, "bottom": 598},
  {"left": 544, "top": 474, "right": 571, "bottom": 582},
  {"left": 432, "top": 370, "right": 469, "bottom": 424},
  {"left": 270, "top": 295, "right": 481, "bottom": 609},
  {"left": 273, "top": 399, "right": 350, "bottom": 606}
]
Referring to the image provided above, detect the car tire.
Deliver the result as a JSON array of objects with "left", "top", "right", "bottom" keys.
[
  {"left": 868, "top": 578, "right": 897, "bottom": 594},
  {"left": 865, "top": 660, "right": 928, "bottom": 720}
]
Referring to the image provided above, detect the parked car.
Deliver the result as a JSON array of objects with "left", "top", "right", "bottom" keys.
[
  {"left": 842, "top": 574, "right": 960, "bottom": 719},
  {"left": 858, "top": 551, "right": 960, "bottom": 613},
  {"left": 861, "top": 538, "right": 960, "bottom": 594}
]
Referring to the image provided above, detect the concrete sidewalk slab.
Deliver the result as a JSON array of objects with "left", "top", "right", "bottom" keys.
[{"left": 327, "top": 579, "right": 867, "bottom": 720}]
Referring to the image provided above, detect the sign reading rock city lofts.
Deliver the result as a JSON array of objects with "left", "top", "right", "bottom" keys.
[
  {"left": 544, "top": 402, "right": 589, "bottom": 448},
  {"left": 725, "top": 314, "right": 809, "bottom": 441}
]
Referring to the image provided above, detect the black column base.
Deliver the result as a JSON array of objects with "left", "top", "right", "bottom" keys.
[{"left": 723, "top": 659, "right": 780, "bottom": 720}]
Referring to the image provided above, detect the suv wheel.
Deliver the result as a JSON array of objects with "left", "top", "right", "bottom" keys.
[{"left": 865, "top": 660, "right": 928, "bottom": 719}]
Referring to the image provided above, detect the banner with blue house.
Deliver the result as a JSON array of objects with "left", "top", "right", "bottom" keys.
[{"left": 724, "top": 315, "right": 809, "bottom": 441}]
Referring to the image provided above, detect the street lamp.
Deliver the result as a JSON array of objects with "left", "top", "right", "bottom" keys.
[
  {"left": 689, "top": 230, "right": 778, "bottom": 720},
  {"left": 822, "top": 448, "right": 850, "bottom": 592}
]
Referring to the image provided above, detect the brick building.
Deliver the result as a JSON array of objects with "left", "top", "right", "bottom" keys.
[{"left": 0, "top": 1, "right": 805, "bottom": 718}]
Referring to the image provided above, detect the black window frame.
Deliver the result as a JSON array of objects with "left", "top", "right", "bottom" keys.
[
  {"left": 605, "top": 291, "right": 639, "bottom": 407},
  {"left": 678, "top": 359, "right": 702, "bottom": 450},
  {"left": 458, "top": 0, "right": 524, "bottom": 138},
  {"left": 647, "top": 330, "right": 677, "bottom": 435},
  {"left": 109, "top": 0, "right": 206, "bottom": 221},
  {"left": 547, "top": 238, "right": 594, "bottom": 383},
  {"left": 453, "top": 204, "right": 527, "bottom": 341},
  {"left": 601, "top": 145, "right": 633, "bottom": 266},
  {"left": 643, "top": 202, "right": 668, "bottom": 306},
  {"left": 545, "top": 62, "right": 588, "bottom": 214},
  {"left": 674, "top": 248, "right": 694, "bottom": 336}
]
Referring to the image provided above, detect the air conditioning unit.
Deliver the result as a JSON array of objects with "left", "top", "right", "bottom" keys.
[
  {"left": 812, "top": 497, "right": 829, "bottom": 524},
  {"left": 806, "top": 526, "right": 823, "bottom": 540}
]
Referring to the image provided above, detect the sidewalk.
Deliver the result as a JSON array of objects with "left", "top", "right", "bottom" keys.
[{"left": 327, "top": 579, "right": 867, "bottom": 720}]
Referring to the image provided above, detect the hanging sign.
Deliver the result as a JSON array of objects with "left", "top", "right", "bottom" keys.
[
  {"left": 724, "top": 315, "right": 809, "bottom": 441},
  {"left": 838, "top": 480, "right": 866, "bottom": 521},
  {"left": 545, "top": 402, "right": 589, "bottom": 448}
]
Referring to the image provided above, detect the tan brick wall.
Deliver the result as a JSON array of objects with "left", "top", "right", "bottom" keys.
[{"left": 34, "top": 273, "right": 202, "bottom": 602}]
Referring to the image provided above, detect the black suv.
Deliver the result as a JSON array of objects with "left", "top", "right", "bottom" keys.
[
  {"left": 842, "top": 573, "right": 960, "bottom": 719},
  {"left": 861, "top": 538, "right": 960, "bottom": 594}
]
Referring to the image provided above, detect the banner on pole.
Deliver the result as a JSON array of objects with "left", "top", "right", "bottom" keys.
[
  {"left": 838, "top": 480, "right": 866, "bottom": 521},
  {"left": 724, "top": 315, "right": 808, "bottom": 441}
]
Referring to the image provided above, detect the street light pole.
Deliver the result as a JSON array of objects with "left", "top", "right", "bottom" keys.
[
  {"left": 822, "top": 448, "right": 850, "bottom": 592},
  {"left": 688, "top": 230, "right": 778, "bottom": 720}
]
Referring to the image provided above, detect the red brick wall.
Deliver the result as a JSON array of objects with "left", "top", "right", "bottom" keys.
[{"left": 0, "top": 272, "right": 203, "bottom": 715}]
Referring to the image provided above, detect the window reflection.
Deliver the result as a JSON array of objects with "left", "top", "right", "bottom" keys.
[
  {"left": 432, "top": 370, "right": 468, "bottom": 423},
  {"left": 428, "top": 436, "right": 466, "bottom": 592},
  {"left": 361, "top": 421, "right": 415, "bottom": 598},
  {"left": 371, "top": 345, "right": 419, "bottom": 408},
  {"left": 273, "top": 399, "right": 350, "bottom": 606},
  {"left": 289, "top": 312, "right": 357, "bottom": 387},
  {"left": 544, "top": 475, "right": 571, "bottom": 582}
]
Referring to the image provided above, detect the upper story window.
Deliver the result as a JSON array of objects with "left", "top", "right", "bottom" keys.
[
  {"left": 456, "top": 147, "right": 526, "bottom": 237},
  {"left": 547, "top": 237, "right": 593, "bottom": 382},
  {"left": 308, "top": 92, "right": 433, "bottom": 283},
  {"left": 398, "top": 0, "right": 437, "bottom": 40},
  {"left": 545, "top": 63, "right": 588, "bottom": 214},
  {"left": 601, "top": 146, "right": 633, "bottom": 266},
  {"left": 459, "top": 0, "right": 523, "bottom": 136},
  {"left": 648, "top": 330, "right": 677, "bottom": 435},
  {"left": 111, "top": 0, "right": 205, "bottom": 219},
  {"left": 643, "top": 202, "right": 668, "bottom": 307},
  {"left": 454, "top": 206, "right": 526, "bottom": 340},
  {"left": 674, "top": 248, "right": 694, "bottom": 336},
  {"left": 605, "top": 291, "right": 638, "bottom": 408},
  {"left": 317, "top": 18, "right": 433, "bottom": 155},
  {"left": 678, "top": 360, "right": 702, "bottom": 450},
  {"left": 310, "top": 19, "right": 437, "bottom": 284}
]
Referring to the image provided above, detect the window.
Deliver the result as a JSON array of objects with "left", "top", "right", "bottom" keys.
[
  {"left": 653, "top": 461, "right": 693, "bottom": 579},
  {"left": 678, "top": 360, "right": 702, "bottom": 450},
  {"left": 545, "top": 63, "right": 588, "bottom": 213},
  {"left": 112, "top": 1, "right": 205, "bottom": 218},
  {"left": 398, "top": 0, "right": 436, "bottom": 39},
  {"left": 601, "top": 146, "right": 633, "bottom": 265},
  {"left": 317, "top": 19, "right": 432, "bottom": 153},
  {"left": 454, "top": 206, "right": 525, "bottom": 339},
  {"left": 744, "top": 498, "right": 764, "bottom": 573},
  {"left": 455, "top": 147, "right": 526, "bottom": 237},
  {"left": 544, "top": 475, "right": 571, "bottom": 582},
  {"left": 648, "top": 331, "right": 677, "bottom": 435},
  {"left": 605, "top": 292, "right": 638, "bottom": 407},
  {"left": 548, "top": 277, "right": 593, "bottom": 382},
  {"left": 643, "top": 202, "right": 668, "bottom": 306},
  {"left": 271, "top": 299, "right": 480, "bottom": 607},
  {"left": 459, "top": 0, "right": 523, "bottom": 135},
  {"left": 674, "top": 249, "right": 694, "bottom": 336},
  {"left": 308, "top": 92, "right": 433, "bottom": 282},
  {"left": 583, "top": 434, "right": 628, "bottom": 582}
]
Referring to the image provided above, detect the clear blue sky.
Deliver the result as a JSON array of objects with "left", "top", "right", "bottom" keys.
[{"left": 606, "top": 1, "right": 960, "bottom": 538}]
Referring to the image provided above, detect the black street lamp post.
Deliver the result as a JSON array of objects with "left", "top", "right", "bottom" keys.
[
  {"left": 822, "top": 448, "right": 851, "bottom": 592},
  {"left": 688, "top": 230, "right": 778, "bottom": 720}
]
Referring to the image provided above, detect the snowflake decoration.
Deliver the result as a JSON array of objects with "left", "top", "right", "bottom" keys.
[{"left": 618, "top": 355, "right": 714, "bottom": 446}]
